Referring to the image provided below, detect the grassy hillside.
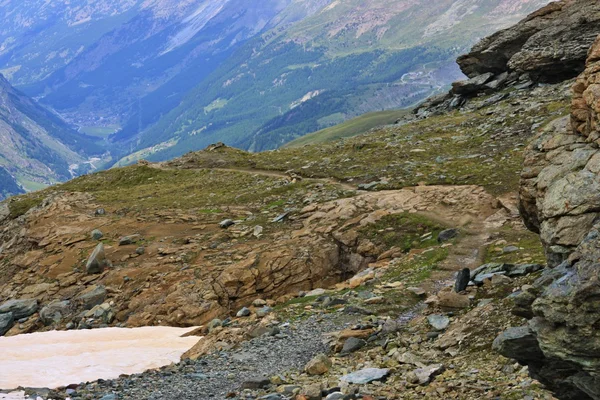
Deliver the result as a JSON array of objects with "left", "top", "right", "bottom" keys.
[{"left": 284, "top": 109, "right": 410, "bottom": 148}]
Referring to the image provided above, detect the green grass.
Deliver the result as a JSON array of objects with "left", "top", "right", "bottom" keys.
[
  {"left": 384, "top": 247, "right": 449, "bottom": 285},
  {"left": 284, "top": 109, "right": 410, "bottom": 148},
  {"left": 8, "top": 195, "right": 44, "bottom": 219},
  {"left": 204, "top": 98, "right": 229, "bottom": 114},
  {"left": 483, "top": 225, "right": 546, "bottom": 265},
  {"left": 79, "top": 125, "right": 120, "bottom": 137},
  {"left": 52, "top": 165, "right": 345, "bottom": 216},
  {"left": 165, "top": 86, "right": 568, "bottom": 197},
  {"left": 357, "top": 212, "right": 447, "bottom": 252},
  {"left": 17, "top": 178, "right": 49, "bottom": 192}
]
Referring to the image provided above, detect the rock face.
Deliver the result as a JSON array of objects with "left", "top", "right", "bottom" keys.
[
  {"left": 458, "top": 0, "right": 600, "bottom": 83},
  {"left": 415, "top": 2, "right": 600, "bottom": 119},
  {"left": 497, "top": 36, "right": 600, "bottom": 400},
  {"left": 520, "top": 36, "right": 600, "bottom": 266}
]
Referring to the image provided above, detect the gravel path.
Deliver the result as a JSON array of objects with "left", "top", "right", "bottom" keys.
[{"left": 74, "top": 314, "right": 350, "bottom": 400}]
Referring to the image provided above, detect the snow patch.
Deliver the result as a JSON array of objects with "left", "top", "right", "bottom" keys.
[{"left": 0, "top": 326, "right": 201, "bottom": 391}]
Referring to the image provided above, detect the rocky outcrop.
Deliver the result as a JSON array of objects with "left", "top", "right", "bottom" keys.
[
  {"left": 414, "top": 0, "right": 600, "bottom": 118},
  {"left": 458, "top": 0, "right": 600, "bottom": 83},
  {"left": 497, "top": 36, "right": 600, "bottom": 400},
  {"left": 520, "top": 36, "right": 600, "bottom": 266}
]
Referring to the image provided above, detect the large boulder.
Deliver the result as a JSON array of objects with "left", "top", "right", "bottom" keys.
[
  {"left": 457, "top": 0, "right": 600, "bottom": 82},
  {"left": 498, "top": 36, "right": 600, "bottom": 400},
  {"left": 40, "top": 300, "right": 71, "bottom": 326},
  {"left": 0, "top": 298, "right": 38, "bottom": 319},
  {"left": 86, "top": 243, "right": 110, "bottom": 274},
  {"left": 75, "top": 285, "right": 107, "bottom": 310}
]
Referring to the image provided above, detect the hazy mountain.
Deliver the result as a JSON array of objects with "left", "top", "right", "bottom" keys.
[
  {"left": 0, "top": 74, "right": 102, "bottom": 198},
  {"left": 117, "top": 0, "right": 552, "bottom": 160},
  {"left": 0, "top": 0, "right": 552, "bottom": 167}
]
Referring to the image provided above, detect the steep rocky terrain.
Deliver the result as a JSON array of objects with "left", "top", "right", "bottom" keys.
[
  {"left": 0, "top": 74, "right": 103, "bottom": 198},
  {"left": 494, "top": 36, "right": 600, "bottom": 400}
]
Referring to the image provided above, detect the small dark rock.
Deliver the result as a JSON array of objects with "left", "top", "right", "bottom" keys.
[
  {"left": 341, "top": 337, "right": 366, "bottom": 355},
  {"left": 242, "top": 377, "right": 271, "bottom": 389},
  {"left": 438, "top": 228, "right": 459, "bottom": 243},
  {"left": 220, "top": 219, "right": 235, "bottom": 229},
  {"left": 454, "top": 268, "right": 471, "bottom": 292}
]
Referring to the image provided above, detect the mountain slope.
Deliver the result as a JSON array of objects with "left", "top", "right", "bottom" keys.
[
  {"left": 0, "top": 0, "right": 552, "bottom": 166},
  {"left": 0, "top": 74, "right": 102, "bottom": 197},
  {"left": 18, "top": 0, "right": 328, "bottom": 133},
  {"left": 114, "top": 0, "right": 552, "bottom": 162}
]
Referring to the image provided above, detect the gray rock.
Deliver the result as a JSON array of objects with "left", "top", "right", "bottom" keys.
[
  {"left": 135, "top": 247, "right": 145, "bottom": 255},
  {"left": 493, "top": 326, "right": 543, "bottom": 364},
  {"left": 451, "top": 73, "right": 494, "bottom": 96},
  {"left": 253, "top": 225, "right": 264, "bottom": 237},
  {"left": 438, "top": 228, "right": 459, "bottom": 243},
  {"left": 325, "top": 393, "right": 345, "bottom": 400},
  {"left": 119, "top": 234, "right": 141, "bottom": 246},
  {"left": 358, "top": 182, "right": 380, "bottom": 190},
  {"left": 0, "top": 312, "right": 14, "bottom": 336},
  {"left": 340, "top": 368, "right": 390, "bottom": 384},
  {"left": 470, "top": 263, "right": 507, "bottom": 280},
  {"left": 255, "top": 306, "right": 273, "bottom": 318},
  {"left": 272, "top": 213, "right": 290, "bottom": 223},
  {"left": 0, "top": 299, "right": 38, "bottom": 319},
  {"left": 242, "top": 377, "right": 271, "bottom": 389},
  {"left": 260, "top": 395, "right": 283, "bottom": 400},
  {"left": 408, "top": 364, "right": 445, "bottom": 385},
  {"left": 40, "top": 300, "right": 70, "bottom": 325},
  {"left": 95, "top": 208, "right": 106, "bottom": 216},
  {"left": 207, "top": 318, "right": 222, "bottom": 332},
  {"left": 473, "top": 272, "right": 507, "bottom": 285},
  {"left": 0, "top": 203, "right": 10, "bottom": 223},
  {"left": 236, "top": 307, "right": 251, "bottom": 317},
  {"left": 279, "top": 385, "right": 302, "bottom": 395},
  {"left": 86, "top": 243, "right": 110, "bottom": 274},
  {"left": 502, "top": 245, "right": 519, "bottom": 254},
  {"left": 341, "top": 337, "right": 366, "bottom": 354},
  {"left": 427, "top": 314, "right": 450, "bottom": 331},
  {"left": 454, "top": 268, "right": 470, "bottom": 292},
  {"left": 91, "top": 229, "right": 103, "bottom": 240},
  {"left": 471, "top": 263, "right": 543, "bottom": 284},
  {"left": 219, "top": 219, "right": 235, "bottom": 229},
  {"left": 457, "top": 0, "right": 600, "bottom": 82},
  {"left": 76, "top": 285, "right": 107, "bottom": 310},
  {"left": 506, "top": 263, "right": 543, "bottom": 277}
]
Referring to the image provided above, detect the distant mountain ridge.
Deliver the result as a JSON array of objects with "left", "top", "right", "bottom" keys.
[{"left": 0, "top": 0, "right": 552, "bottom": 169}]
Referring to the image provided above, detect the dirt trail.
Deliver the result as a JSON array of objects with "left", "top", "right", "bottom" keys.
[{"left": 152, "top": 162, "right": 360, "bottom": 191}]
